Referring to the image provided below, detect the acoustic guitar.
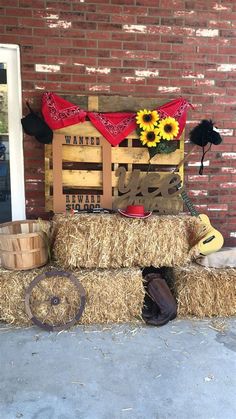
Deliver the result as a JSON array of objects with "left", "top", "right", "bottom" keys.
[
  {"left": 173, "top": 150, "right": 224, "bottom": 256},
  {"left": 180, "top": 189, "right": 224, "bottom": 256}
]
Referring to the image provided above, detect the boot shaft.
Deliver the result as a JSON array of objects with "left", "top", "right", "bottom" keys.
[{"left": 143, "top": 273, "right": 177, "bottom": 325}]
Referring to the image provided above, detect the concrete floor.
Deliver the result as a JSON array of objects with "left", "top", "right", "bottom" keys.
[{"left": 0, "top": 318, "right": 236, "bottom": 419}]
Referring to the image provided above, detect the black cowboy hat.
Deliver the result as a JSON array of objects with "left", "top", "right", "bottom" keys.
[
  {"left": 189, "top": 119, "right": 223, "bottom": 174},
  {"left": 21, "top": 102, "right": 53, "bottom": 144}
]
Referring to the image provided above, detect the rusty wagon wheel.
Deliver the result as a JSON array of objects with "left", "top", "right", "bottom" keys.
[{"left": 25, "top": 270, "right": 86, "bottom": 332}]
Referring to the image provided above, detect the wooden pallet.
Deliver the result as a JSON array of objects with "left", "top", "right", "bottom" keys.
[{"left": 45, "top": 96, "right": 185, "bottom": 214}]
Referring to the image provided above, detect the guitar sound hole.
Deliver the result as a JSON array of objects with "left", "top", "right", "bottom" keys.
[{"left": 203, "top": 235, "right": 215, "bottom": 244}]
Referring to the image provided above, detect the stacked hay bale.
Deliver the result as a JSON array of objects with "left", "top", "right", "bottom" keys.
[
  {"left": 0, "top": 265, "right": 144, "bottom": 326},
  {"left": 52, "top": 213, "right": 203, "bottom": 268},
  {"left": 172, "top": 263, "right": 236, "bottom": 318}
]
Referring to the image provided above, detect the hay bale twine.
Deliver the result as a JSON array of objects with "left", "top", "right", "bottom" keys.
[
  {"left": 0, "top": 265, "right": 145, "bottom": 327},
  {"left": 52, "top": 213, "right": 202, "bottom": 269},
  {"left": 173, "top": 263, "right": 236, "bottom": 318}
]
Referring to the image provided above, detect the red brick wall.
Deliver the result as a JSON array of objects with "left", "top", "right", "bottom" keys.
[{"left": 1, "top": 0, "right": 236, "bottom": 245}]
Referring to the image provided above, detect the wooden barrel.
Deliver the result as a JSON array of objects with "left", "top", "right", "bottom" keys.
[{"left": 0, "top": 220, "right": 50, "bottom": 270}]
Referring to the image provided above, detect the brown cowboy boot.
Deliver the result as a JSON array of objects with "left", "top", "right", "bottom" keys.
[
  {"left": 142, "top": 292, "right": 159, "bottom": 320},
  {"left": 143, "top": 272, "right": 177, "bottom": 327}
]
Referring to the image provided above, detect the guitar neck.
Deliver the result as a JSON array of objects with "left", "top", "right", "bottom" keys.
[{"left": 180, "top": 190, "right": 199, "bottom": 217}]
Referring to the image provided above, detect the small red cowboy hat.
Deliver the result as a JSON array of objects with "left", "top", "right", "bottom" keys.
[{"left": 118, "top": 205, "right": 152, "bottom": 219}]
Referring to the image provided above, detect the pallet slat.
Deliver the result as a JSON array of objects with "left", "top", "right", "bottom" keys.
[
  {"left": 46, "top": 143, "right": 183, "bottom": 165},
  {"left": 47, "top": 170, "right": 178, "bottom": 188},
  {"left": 111, "top": 146, "right": 183, "bottom": 165},
  {"left": 45, "top": 195, "right": 183, "bottom": 213},
  {"left": 63, "top": 146, "right": 102, "bottom": 163}
]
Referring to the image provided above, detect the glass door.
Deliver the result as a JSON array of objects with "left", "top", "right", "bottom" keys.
[
  {"left": 0, "top": 62, "right": 11, "bottom": 221},
  {"left": 0, "top": 45, "right": 25, "bottom": 223}
]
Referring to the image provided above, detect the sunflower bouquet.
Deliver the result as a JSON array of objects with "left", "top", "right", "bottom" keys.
[{"left": 136, "top": 109, "right": 180, "bottom": 158}]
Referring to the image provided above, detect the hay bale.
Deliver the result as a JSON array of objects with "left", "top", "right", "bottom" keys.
[
  {"left": 0, "top": 265, "right": 144, "bottom": 327},
  {"left": 53, "top": 214, "right": 202, "bottom": 269},
  {"left": 173, "top": 263, "right": 236, "bottom": 318}
]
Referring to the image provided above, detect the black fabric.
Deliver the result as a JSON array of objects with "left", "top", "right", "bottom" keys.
[{"left": 21, "top": 102, "right": 53, "bottom": 144}]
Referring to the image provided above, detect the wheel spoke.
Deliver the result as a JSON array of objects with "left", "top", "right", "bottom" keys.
[
  {"left": 32, "top": 298, "right": 51, "bottom": 308},
  {"left": 42, "top": 304, "right": 54, "bottom": 324},
  {"left": 36, "top": 282, "right": 53, "bottom": 298}
]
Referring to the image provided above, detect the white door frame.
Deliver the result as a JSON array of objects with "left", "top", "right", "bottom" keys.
[{"left": 0, "top": 44, "right": 26, "bottom": 220}]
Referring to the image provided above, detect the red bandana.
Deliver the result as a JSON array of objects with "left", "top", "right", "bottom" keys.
[
  {"left": 156, "top": 98, "right": 193, "bottom": 139},
  {"left": 42, "top": 92, "right": 87, "bottom": 130},
  {"left": 87, "top": 112, "right": 137, "bottom": 146},
  {"left": 41, "top": 92, "right": 192, "bottom": 145},
  {"left": 87, "top": 98, "right": 192, "bottom": 146}
]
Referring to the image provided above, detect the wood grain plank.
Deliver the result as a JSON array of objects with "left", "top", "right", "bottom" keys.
[
  {"left": 98, "top": 96, "right": 170, "bottom": 112},
  {"left": 62, "top": 146, "right": 102, "bottom": 162},
  {"left": 111, "top": 147, "right": 183, "bottom": 165},
  {"left": 45, "top": 144, "right": 52, "bottom": 160},
  {"left": 47, "top": 170, "right": 179, "bottom": 188},
  {"left": 54, "top": 121, "right": 101, "bottom": 136},
  {"left": 61, "top": 144, "right": 182, "bottom": 164}
]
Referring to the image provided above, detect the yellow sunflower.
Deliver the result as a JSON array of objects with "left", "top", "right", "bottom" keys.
[
  {"left": 158, "top": 117, "right": 179, "bottom": 140},
  {"left": 140, "top": 128, "right": 161, "bottom": 147},
  {"left": 136, "top": 109, "right": 159, "bottom": 131}
]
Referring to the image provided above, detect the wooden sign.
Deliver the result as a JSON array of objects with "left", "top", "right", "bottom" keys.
[
  {"left": 45, "top": 95, "right": 185, "bottom": 215},
  {"left": 114, "top": 167, "right": 183, "bottom": 214}
]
